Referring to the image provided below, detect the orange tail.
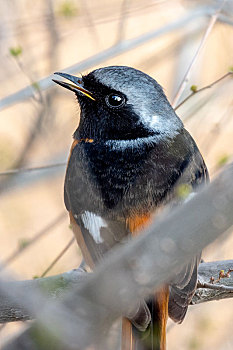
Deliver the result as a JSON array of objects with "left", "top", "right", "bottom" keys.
[{"left": 121, "top": 286, "right": 169, "bottom": 350}]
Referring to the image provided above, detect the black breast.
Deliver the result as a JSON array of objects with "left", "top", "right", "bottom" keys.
[{"left": 64, "top": 131, "right": 203, "bottom": 219}]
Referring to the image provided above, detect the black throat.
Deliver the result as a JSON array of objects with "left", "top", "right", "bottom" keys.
[
  {"left": 74, "top": 105, "right": 158, "bottom": 142},
  {"left": 78, "top": 136, "right": 159, "bottom": 211}
]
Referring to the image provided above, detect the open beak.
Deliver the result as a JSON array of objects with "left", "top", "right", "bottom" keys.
[{"left": 53, "top": 72, "right": 95, "bottom": 101}]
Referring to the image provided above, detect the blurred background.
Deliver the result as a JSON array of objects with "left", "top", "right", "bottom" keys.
[{"left": 0, "top": 0, "right": 233, "bottom": 348}]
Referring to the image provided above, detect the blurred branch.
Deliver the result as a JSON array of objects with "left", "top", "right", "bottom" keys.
[
  {"left": 0, "top": 260, "right": 233, "bottom": 324},
  {"left": 1, "top": 163, "right": 233, "bottom": 349},
  {"left": 0, "top": 1, "right": 60, "bottom": 193},
  {"left": 175, "top": 71, "right": 233, "bottom": 112},
  {"left": 0, "top": 212, "right": 66, "bottom": 271},
  {"left": 172, "top": 1, "right": 226, "bottom": 108},
  {"left": 0, "top": 267, "right": 87, "bottom": 324},
  {"left": 218, "top": 13, "right": 233, "bottom": 26},
  {"left": 0, "top": 70, "right": 46, "bottom": 193},
  {"left": 0, "top": 6, "right": 212, "bottom": 111},
  {"left": 0, "top": 162, "right": 66, "bottom": 176}
]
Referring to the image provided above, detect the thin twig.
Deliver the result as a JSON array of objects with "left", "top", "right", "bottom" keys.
[
  {"left": 0, "top": 56, "right": 46, "bottom": 192},
  {"left": 174, "top": 71, "right": 232, "bottom": 111},
  {"left": 0, "top": 162, "right": 66, "bottom": 176},
  {"left": 172, "top": 2, "right": 226, "bottom": 108},
  {"left": 197, "top": 281, "right": 233, "bottom": 292},
  {"left": 0, "top": 212, "right": 66, "bottom": 271},
  {"left": 14, "top": 58, "right": 43, "bottom": 104},
  {"left": 40, "top": 237, "right": 75, "bottom": 278}
]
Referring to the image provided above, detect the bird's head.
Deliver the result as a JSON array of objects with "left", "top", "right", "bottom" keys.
[{"left": 53, "top": 66, "right": 183, "bottom": 142}]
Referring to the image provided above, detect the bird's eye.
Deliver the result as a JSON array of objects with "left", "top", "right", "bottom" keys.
[{"left": 105, "top": 93, "right": 125, "bottom": 108}]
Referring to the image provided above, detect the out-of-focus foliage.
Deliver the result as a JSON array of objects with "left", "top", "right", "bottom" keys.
[
  {"left": 9, "top": 46, "right": 22, "bottom": 57},
  {"left": 58, "top": 0, "right": 79, "bottom": 18}
]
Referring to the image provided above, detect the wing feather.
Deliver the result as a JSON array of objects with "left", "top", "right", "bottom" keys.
[{"left": 168, "top": 129, "right": 209, "bottom": 323}]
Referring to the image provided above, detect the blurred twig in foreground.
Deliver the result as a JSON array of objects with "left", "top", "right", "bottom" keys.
[{"left": 0, "top": 260, "right": 233, "bottom": 324}]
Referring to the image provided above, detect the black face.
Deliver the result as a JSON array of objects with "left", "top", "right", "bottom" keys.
[
  {"left": 74, "top": 72, "right": 156, "bottom": 142},
  {"left": 54, "top": 66, "right": 182, "bottom": 142}
]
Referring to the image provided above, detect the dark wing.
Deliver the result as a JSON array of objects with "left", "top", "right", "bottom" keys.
[
  {"left": 69, "top": 211, "right": 129, "bottom": 269},
  {"left": 168, "top": 129, "right": 209, "bottom": 323}
]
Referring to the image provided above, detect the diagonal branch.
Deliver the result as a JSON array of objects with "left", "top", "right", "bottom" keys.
[
  {"left": 174, "top": 71, "right": 233, "bottom": 112},
  {"left": 0, "top": 260, "right": 233, "bottom": 324},
  {"left": 1, "top": 163, "right": 233, "bottom": 349}
]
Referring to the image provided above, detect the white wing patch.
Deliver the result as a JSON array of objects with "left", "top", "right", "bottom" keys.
[{"left": 81, "top": 211, "right": 107, "bottom": 243}]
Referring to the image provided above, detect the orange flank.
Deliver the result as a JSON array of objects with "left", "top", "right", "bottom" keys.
[{"left": 126, "top": 213, "right": 152, "bottom": 236}]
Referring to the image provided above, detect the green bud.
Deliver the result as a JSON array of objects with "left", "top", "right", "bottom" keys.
[
  {"left": 9, "top": 46, "right": 22, "bottom": 57},
  {"left": 190, "top": 85, "right": 197, "bottom": 93}
]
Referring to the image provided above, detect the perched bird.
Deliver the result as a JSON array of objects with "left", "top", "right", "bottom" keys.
[{"left": 53, "top": 66, "right": 208, "bottom": 350}]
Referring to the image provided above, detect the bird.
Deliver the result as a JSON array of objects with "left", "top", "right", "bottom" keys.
[{"left": 53, "top": 65, "right": 209, "bottom": 350}]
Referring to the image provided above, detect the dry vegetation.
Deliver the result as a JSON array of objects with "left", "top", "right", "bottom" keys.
[{"left": 0, "top": 0, "right": 233, "bottom": 349}]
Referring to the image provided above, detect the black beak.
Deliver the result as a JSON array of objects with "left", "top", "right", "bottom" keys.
[{"left": 53, "top": 72, "right": 95, "bottom": 101}]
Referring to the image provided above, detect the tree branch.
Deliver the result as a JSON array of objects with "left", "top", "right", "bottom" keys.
[
  {"left": 0, "top": 267, "right": 87, "bottom": 323},
  {"left": 1, "top": 163, "right": 233, "bottom": 349},
  {"left": 174, "top": 71, "right": 233, "bottom": 112},
  {"left": 0, "top": 260, "right": 233, "bottom": 324},
  {"left": 192, "top": 260, "right": 233, "bottom": 304}
]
